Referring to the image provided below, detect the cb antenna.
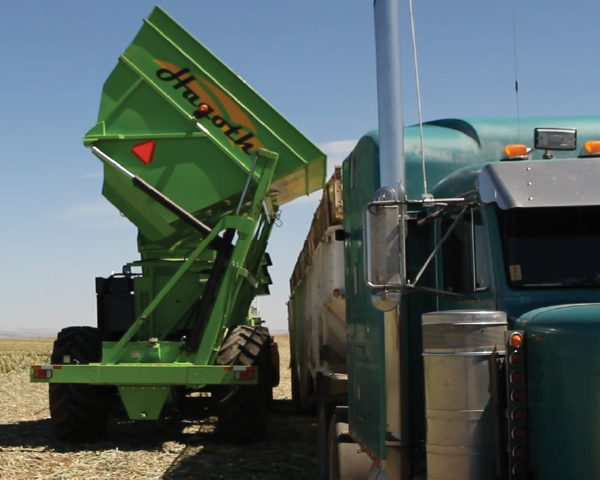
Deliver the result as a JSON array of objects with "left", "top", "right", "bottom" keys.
[{"left": 512, "top": 10, "right": 521, "bottom": 142}]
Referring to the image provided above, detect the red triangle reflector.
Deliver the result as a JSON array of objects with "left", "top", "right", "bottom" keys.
[{"left": 131, "top": 141, "right": 155, "bottom": 165}]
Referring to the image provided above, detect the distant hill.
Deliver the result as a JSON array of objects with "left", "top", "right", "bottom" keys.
[{"left": 0, "top": 327, "right": 59, "bottom": 338}]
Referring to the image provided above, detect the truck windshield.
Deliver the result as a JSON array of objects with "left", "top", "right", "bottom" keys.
[{"left": 497, "top": 206, "right": 600, "bottom": 288}]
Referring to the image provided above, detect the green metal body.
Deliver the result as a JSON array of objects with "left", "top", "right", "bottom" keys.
[
  {"left": 343, "top": 115, "right": 600, "bottom": 477},
  {"left": 31, "top": 7, "right": 325, "bottom": 421}
]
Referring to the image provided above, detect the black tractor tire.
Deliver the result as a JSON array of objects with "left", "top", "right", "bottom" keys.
[
  {"left": 49, "top": 326, "right": 110, "bottom": 443},
  {"left": 215, "top": 325, "right": 274, "bottom": 442}
]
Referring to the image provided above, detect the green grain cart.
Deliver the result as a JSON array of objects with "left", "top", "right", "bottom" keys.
[{"left": 30, "top": 7, "right": 324, "bottom": 442}]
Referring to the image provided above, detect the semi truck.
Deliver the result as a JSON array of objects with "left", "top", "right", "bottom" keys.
[
  {"left": 300, "top": 113, "right": 600, "bottom": 480},
  {"left": 30, "top": 6, "right": 325, "bottom": 443},
  {"left": 291, "top": 1, "right": 600, "bottom": 479}
]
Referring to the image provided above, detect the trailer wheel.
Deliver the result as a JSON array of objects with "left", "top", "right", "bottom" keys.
[
  {"left": 318, "top": 401, "right": 336, "bottom": 480},
  {"left": 49, "top": 326, "right": 109, "bottom": 443},
  {"left": 215, "top": 325, "right": 273, "bottom": 442},
  {"left": 291, "top": 365, "right": 303, "bottom": 411},
  {"left": 291, "top": 364, "right": 316, "bottom": 414}
]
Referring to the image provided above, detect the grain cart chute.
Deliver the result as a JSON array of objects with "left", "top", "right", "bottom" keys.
[{"left": 31, "top": 6, "right": 325, "bottom": 443}]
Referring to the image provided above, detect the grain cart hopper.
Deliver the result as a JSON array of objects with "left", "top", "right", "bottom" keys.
[{"left": 31, "top": 6, "right": 325, "bottom": 443}]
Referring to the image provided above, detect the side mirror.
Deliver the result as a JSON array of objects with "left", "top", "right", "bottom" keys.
[{"left": 363, "top": 187, "right": 406, "bottom": 310}]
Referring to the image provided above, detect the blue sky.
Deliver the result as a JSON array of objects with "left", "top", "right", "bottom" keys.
[{"left": 0, "top": 0, "right": 598, "bottom": 335}]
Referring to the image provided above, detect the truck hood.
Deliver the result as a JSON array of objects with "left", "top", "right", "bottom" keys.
[{"left": 514, "top": 302, "right": 600, "bottom": 334}]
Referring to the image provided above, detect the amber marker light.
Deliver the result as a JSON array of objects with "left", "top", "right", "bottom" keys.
[
  {"left": 584, "top": 141, "right": 600, "bottom": 154},
  {"left": 332, "top": 288, "right": 341, "bottom": 298},
  {"left": 510, "top": 371, "right": 524, "bottom": 384},
  {"left": 512, "top": 464, "right": 525, "bottom": 475},
  {"left": 196, "top": 103, "right": 210, "bottom": 115},
  {"left": 31, "top": 365, "right": 61, "bottom": 379},
  {"left": 509, "top": 332, "right": 523, "bottom": 348},
  {"left": 235, "top": 369, "right": 255, "bottom": 380},
  {"left": 512, "top": 445, "right": 527, "bottom": 458},
  {"left": 510, "top": 389, "right": 524, "bottom": 402},
  {"left": 511, "top": 408, "right": 525, "bottom": 420},
  {"left": 510, "top": 352, "right": 523, "bottom": 365},
  {"left": 504, "top": 144, "right": 529, "bottom": 158},
  {"left": 32, "top": 369, "right": 51, "bottom": 379}
]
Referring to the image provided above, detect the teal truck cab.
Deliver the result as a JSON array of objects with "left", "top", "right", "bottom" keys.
[
  {"left": 322, "top": 3, "right": 600, "bottom": 478},
  {"left": 335, "top": 115, "right": 600, "bottom": 480}
]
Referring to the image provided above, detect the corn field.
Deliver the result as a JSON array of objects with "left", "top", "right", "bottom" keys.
[
  {"left": 0, "top": 334, "right": 318, "bottom": 480},
  {"left": 0, "top": 338, "right": 52, "bottom": 374}
]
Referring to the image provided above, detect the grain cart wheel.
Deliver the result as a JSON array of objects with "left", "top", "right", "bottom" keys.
[
  {"left": 215, "top": 325, "right": 273, "bottom": 442},
  {"left": 49, "top": 326, "right": 109, "bottom": 442},
  {"left": 266, "top": 336, "right": 280, "bottom": 412}
]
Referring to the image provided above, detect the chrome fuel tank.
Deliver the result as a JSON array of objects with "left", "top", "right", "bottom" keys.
[{"left": 422, "top": 310, "right": 506, "bottom": 480}]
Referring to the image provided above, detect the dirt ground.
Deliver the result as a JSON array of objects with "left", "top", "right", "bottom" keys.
[{"left": 0, "top": 334, "right": 318, "bottom": 480}]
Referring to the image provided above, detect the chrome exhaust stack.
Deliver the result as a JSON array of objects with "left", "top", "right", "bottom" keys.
[{"left": 374, "top": 0, "right": 405, "bottom": 199}]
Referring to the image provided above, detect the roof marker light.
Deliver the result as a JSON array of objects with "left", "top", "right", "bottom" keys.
[
  {"left": 584, "top": 141, "right": 600, "bottom": 155},
  {"left": 503, "top": 144, "right": 529, "bottom": 159}
]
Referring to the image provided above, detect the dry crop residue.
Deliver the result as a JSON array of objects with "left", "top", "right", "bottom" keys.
[{"left": 0, "top": 334, "right": 317, "bottom": 480}]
